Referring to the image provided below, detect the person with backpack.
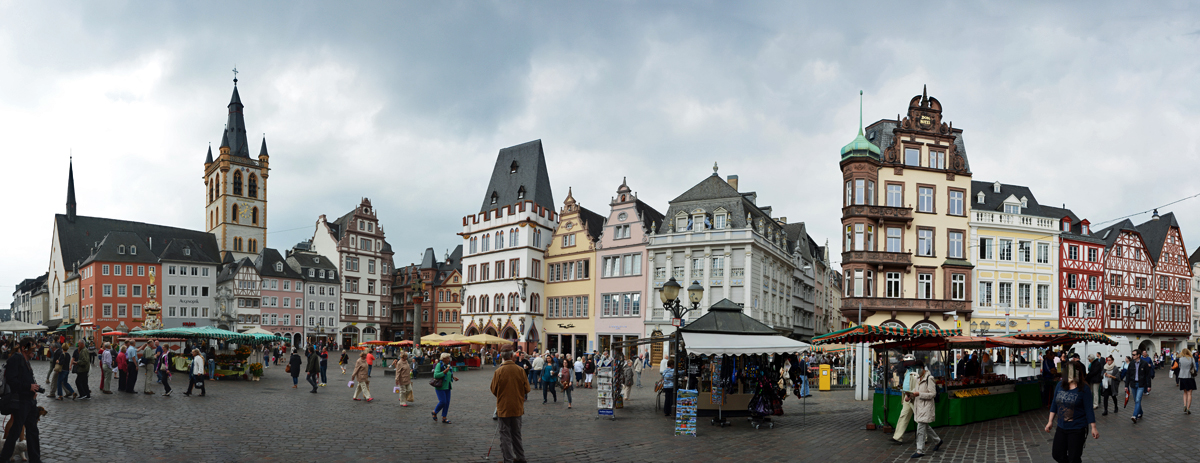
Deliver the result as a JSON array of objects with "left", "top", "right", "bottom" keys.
[{"left": 0, "top": 338, "right": 43, "bottom": 462}]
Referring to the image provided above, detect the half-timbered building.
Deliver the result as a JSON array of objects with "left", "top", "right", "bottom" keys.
[
  {"left": 1053, "top": 212, "right": 1106, "bottom": 333},
  {"left": 1096, "top": 220, "right": 1154, "bottom": 346},
  {"left": 1135, "top": 211, "right": 1192, "bottom": 351}
]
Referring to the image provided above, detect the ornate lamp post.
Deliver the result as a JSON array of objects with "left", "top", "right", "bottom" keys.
[{"left": 658, "top": 277, "right": 704, "bottom": 392}]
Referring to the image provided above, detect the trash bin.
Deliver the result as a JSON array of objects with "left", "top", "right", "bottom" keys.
[{"left": 819, "top": 364, "right": 831, "bottom": 391}]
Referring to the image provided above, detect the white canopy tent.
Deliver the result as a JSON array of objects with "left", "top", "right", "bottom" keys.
[
  {"left": 681, "top": 332, "right": 810, "bottom": 356},
  {"left": 0, "top": 320, "right": 49, "bottom": 332}
]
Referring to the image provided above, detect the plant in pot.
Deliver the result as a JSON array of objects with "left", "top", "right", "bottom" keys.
[{"left": 249, "top": 362, "right": 264, "bottom": 381}]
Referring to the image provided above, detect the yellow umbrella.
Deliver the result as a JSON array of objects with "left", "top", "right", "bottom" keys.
[
  {"left": 466, "top": 333, "right": 512, "bottom": 345},
  {"left": 420, "top": 334, "right": 445, "bottom": 346}
]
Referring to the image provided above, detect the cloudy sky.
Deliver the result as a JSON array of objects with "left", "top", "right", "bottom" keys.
[{"left": 4, "top": 2, "right": 1200, "bottom": 294}]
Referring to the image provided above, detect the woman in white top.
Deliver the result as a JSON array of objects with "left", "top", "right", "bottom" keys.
[{"left": 184, "top": 348, "right": 206, "bottom": 397}]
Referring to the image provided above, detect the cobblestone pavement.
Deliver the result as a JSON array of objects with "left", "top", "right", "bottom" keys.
[{"left": 16, "top": 360, "right": 1200, "bottom": 462}]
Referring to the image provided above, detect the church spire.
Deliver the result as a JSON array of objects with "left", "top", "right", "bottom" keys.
[
  {"left": 223, "top": 77, "right": 250, "bottom": 158},
  {"left": 66, "top": 157, "right": 77, "bottom": 223}
]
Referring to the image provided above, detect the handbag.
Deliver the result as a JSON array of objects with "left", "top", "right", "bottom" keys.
[
  {"left": 285, "top": 364, "right": 292, "bottom": 374},
  {"left": 406, "top": 389, "right": 415, "bottom": 402},
  {"left": 429, "top": 363, "right": 445, "bottom": 388}
]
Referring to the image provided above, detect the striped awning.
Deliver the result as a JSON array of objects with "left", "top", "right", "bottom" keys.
[
  {"left": 1002, "top": 329, "right": 1117, "bottom": 346},
  {"left": 812, "top": 324, "right": 961, "bottom": 345}
]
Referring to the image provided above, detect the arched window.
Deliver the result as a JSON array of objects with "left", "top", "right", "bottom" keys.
[
  {"left": 249, "top": 239, "right": 258, "bottom": 253},
  {"left": 231, "top": 204, "right": 239, "bottom": 223},
  {"left": 497, "top": 231, "right": 504, "bottom": 249},
  {"left": 233, "top": 171, "right": 243, "bottom": 195},
  {"left": 481, "top": 296, "right": 490, "bottom": 313},
  {"left": 251, "top": 207, "right": 259, "bottom": 225},
  {"left": 490, "top": 191, "right": 498, "bottom": 205},
  {"left": 208, "top": 183, "right": 214, "bottom": 203},
  {"left": 511, "top": 228, "right": 520, "bottom": 247},
  {"left": 234, "top": 237, "right": 243, "bottom": 251},
  {"left": 452, "top": 293, "right": 459, "bottom": 303},
  {"left": 495, "top": 294, "right": 504, "bottom": 312},
  {"left": 467, "top": 296, "right": 476, "bottom": 314},
  {"left": 530, "top": 294, "right": 540, "bottom": 314},
  {"left": 248, "top": 174, "right": 258, "bottom": 198}
]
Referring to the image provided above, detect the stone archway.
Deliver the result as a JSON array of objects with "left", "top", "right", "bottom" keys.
[{"left": 1137, "top": 339, "right": 1157, "bottom": 356}]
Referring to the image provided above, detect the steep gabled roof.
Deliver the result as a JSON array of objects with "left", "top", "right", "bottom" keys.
[
  {"left": 633, "top": 199, "right": 664, "bottom": 234},
  {"left": 1135, "top": 212, "right": 1181, "bottom": 264},
  {"left": 158, "top": 238, "right": 219, "bottom": 264},
  {"left": 420, "top": 248, "right": 437, "bottom": 270},
  {"left": 577, "top": 205, "right": 606, "bottom": 243},
  {"left": 1189, "top": 246, "right": 1200, "bottom": 267},
  {"left": 255, "top": 248, "right": 303, "bottom": 279},
  {"left": 55, "top": 214, "right": 219, "bottom": 271},
  {"left": 79, "top": 232, "right": 159, "bottom": 267},
  {"left": 970, "top": 181, "right": 1059, "bottom": 219},
  {"left": 480, "top": 140, "right": 554, "bottom": 212},
  {"left": 216, "top": 257, "right": 257, "bottom": 284},
  {"left": 222, "top": 86, "right": 251, "bottom": 158},
  {"left": 1095, "top": 219, "right": 1141, "bottom": 250}
]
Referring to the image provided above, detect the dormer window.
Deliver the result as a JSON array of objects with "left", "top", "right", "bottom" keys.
[
  {"left": 275, "top": 262, "right": 283, "bottom": 272},
  {"left": 490, "top": 192, "right": 499, "bottom": 205},
  {"left": 1020, "top": 197, "right": 1028, "bottom": 208},
  {"left": 1004, "top": 204, "right": 1020, "bottom": 214},
  {"left": 182, "top": 248, "right": 189, "bottom": 256},
  {"left": 118, "top": 245, "right": 126, "bottom": 255},
  {"left": 977, "top": 191, "right": 985, "bottom": 204},
  {"left": 510, "top": 160, "right": 519, "bottom": 173},
  {"left": 517, "top": 186, "right": 526, "bottom": 200},
  {"left": 313, "top": 257, "right": 319, "bottom": 263},
  {"left": 1082, "top": 223, "right": 1090, "bottom": 235},
  {"left": 1062, "top": 220, "right": 1070, "bottom": 232},
  {"left": 993, "top": 181, "right": 1001, "bottom": 193}
]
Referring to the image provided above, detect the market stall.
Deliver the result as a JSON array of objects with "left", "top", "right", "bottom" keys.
[{"left": 674, "top": 299, "right": 812, "bottom": 430}]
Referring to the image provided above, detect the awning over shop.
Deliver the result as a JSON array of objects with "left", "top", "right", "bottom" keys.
[
  {"left": 54, "top": 324, "right": 76, "bottom": 332},
  {"left": 681, "top": 332, "right": 810, "bottom": 356},
  {"left": 812, "top": 324, "right": 961, "bottom": 345},
  {"left": 1001, "top": 329, "right": 1117, "bottom": 347},
  {"left": 873, "top": 335, "right": 1047, "bottom": 351}
]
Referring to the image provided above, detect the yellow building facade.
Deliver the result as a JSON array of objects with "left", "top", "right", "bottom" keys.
[
  {"left": 543, "top": 190, "right": 604, "bottom": 357},
  {"left": 840, "top": 89, "right": 974, "bottom": 331}
]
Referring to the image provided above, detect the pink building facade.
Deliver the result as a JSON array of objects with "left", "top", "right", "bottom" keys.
[
  {"left": 256, "top": 248, "right": 306, "bottom": 345},
  {"left": 594, "top": 179, "right": 663, "bottom": 358}
]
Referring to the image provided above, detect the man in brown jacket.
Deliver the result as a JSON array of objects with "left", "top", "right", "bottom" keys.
[{"left": 491, "top": 348, "right": 531, "bottom": 463}]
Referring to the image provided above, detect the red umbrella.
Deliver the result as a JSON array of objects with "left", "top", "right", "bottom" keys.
[{"left": 101, "top": 331, "right": 126, "bottom": 336}]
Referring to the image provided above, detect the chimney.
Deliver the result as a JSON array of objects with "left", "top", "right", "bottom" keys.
[{"left": 727, "top": 175, "right": 738, "bottom": 191}]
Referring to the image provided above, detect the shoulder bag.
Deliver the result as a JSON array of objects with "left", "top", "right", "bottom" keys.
[{"left": 428, "top": 363, "right": 445, "bottom": 388}]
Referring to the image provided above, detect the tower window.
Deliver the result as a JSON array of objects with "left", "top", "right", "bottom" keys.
[
  {"left": 248, "top": 174, "right": 258, "bottom": 198},
  {"left": 252, "top": 207, "right": 259, "bottom": 225},
  {"left": 510, "top": 160, "right": 519, "bottom": 173},
  {"left": 233, "top": 171, "right": 243, "bottom": 196},
  {"left": 517, "top": 186, "right": 526, "bottom": 199},
  {"left": 231, "top": 204, "right": 239, "bottom": 223},
  {"left": 249, "top": 238, "right": 258, "bottom": 253},
  {"left": 491, "top": 192, "right": 498, "bottom": 205}
]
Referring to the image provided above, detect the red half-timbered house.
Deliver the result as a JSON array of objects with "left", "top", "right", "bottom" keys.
[
  {"left": 1097, "top": 220, "right": 1154, "bottom": 336},
  {"left": 1052, "top": 211, "right": 1106, "bottom": 333},
  {"left": 1136, "top": 212, "right": 1192, "bottom": 346}
]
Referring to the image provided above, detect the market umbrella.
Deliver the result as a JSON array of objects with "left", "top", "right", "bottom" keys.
[
  {"left": 1002, "top": 329, "right": 1117, "bottom": 347},
  {"left": 438, "top": 340, "right": 470, "bottom": 347},
  {"left": 812, "top": 324, "right": 961, "bottom": 345},
  {"left": 359, "top": 340, "right": 392, "bottom": 346},
  {"left": 101, "top": 331, "right": 126, "bottom": 336},
  {"left": 440, "top": 333, "right": 470, "bottom": 342},
  {"left": 420, "top": 334, "right": 446, "bottom": 346},
  {"left": 465, "top": 334, "right": 510, "bottom": 345},
  {"left": 0, "top": 320, "right": 49, "bottom": 332},
  {"left": 241, "top": 327, "right": 275, "bottom": 335},
  {"left": 389, "top": 340, "right": 414, "bottom": 347}
]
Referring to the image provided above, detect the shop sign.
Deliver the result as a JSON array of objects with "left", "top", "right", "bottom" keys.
[
  {"left": 672, "top": 318, "right": 681, "bottom": 327},
  {"left": 182, "top": 322, "right": 196, "bottom": 327}
]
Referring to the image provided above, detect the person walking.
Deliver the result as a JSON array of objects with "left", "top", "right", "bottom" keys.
[
  {"left": 1045, "top": 360, "right": 1098, "bottom": 463},
  {"left": 634, "top": 354, "right": 645, "bottom": 388},
  {"left": 288, "top": 348, "right": 303, "bottom": 389},
  {"left": 125, "top": 341, "right": 140, "bottom": 393},
  {"left": 184, "top": 348, "right": 206, "bottom": 397},
  {"left": 573, "top": 356, "right": 584, "bottom": 385},
  {"left": 304, "top": 347, "right": 320, "bottom": 393},
  {"left": 584, "top": 356, "right": 596, "bottom": 388},
  {"left": 0, "top": 338, "right": 42, "bottom": 463},
  {"left": 561, "top": 354, "right": 574, "bottom": 409},
  {"left": 1086, "top": 354, "right": 1103, "bottom": 410},
  {"left": 890, "top": 355, "right": 918, "bottom": 445},
  {"left": 319, "top": 347, "right": 329, "bottom": 387},
  {"left": 100, "top": 342, "right": 114, "bottom": 394},
  {"left": 116, "top": 345, "right": 129, "bottom": 393},
  {"left": 1176, "top": 348, "right": 1196, "bottom": 414},
  {"left": 351, "top": 351, "right": 372, "bottom": 402},
  {"left": 1126, "top": 350, "right": 1152, "bottom": 423},
  {"left": 339, "top": 350, "right": 349, "bottom": 375},
  {"left": 910, "top": 360, "right": 943, "bottom": 458},
  {"left": 431, "top": 352, "right": 457, "bottom": 423},
  {"left": 140, "top": 341, "right": 157, "bottom": 395},
  {"left": 54, "top": 344, "right": 76, "bottom": 400},
  {"left": 366, "top": 349, "right": 375, "bottom": 378},
  {"left": 46, "top": 344, "right": 59, "bottom": 398},
  {"left": 530, "top": 352, "right": 544, "bottom": 390},
  {"left": 621, "top": 357, "right": 634, "bottom": 401},
  {"left": 491, "top": 348, "right": 530, "bottom": 463},
  {"left": 263, "top": 346, "right": 271, "bottom": 369},
  {"left": 540, "top": 354, "right": 557, "bottom": 404},
  {"left": 156, "top": 347, "right": 172, "bottom": 397},
  {"left": 72, "top": 341, "right": 91, "bottom": 399},
  {"left": 393, "top": 352, "right": 413, "bottom": 406},
  {"left": 1101, "top": 356, "right": 1119, "bottom": 416}
]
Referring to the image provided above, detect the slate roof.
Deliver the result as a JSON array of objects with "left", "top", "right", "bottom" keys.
[
  {"left": 680, "top": 298, "right": 778, "bottom": 335},
  {"left": 1189, "top": 246, "right": 1200, "bottom": 267},
  {"left": 79, "top": 231, "right": 160, "bottom": 267},
  {"left": 420, "top": 248, "right": 437, "bottom": 270},
  {"left": 1094, "top": 219, "right": 1141, "bottom": 250},
  {"left": 970, "top": 181, "right": 1061, "bottom": 219},
  {"left": 255, "top": 247, "right": 303, "bottom": 279},
  {"left": 158, "top": 238, "right": 220, "bottom": 264},
  {"left": 221, "top": 86, "right": 252, "bottom": 158},
  {"left": 1135, "top": 212, "right": 1181, "bottom": 264},
  {"left": 576, "top": 205, "right": 606, "bottom": 243},
  {"left": 656, "top": 174, "right": 778, "bottom": 235},
  {"left": 55, "top": 214, "right": 220, "bottom": 271},
  {"left": 865, "top": 119, "right": 972, "bottom": 174},
  {"left": 633, "top": 199, "right": 665, "bottom": 235},
  {"left": 216, "top": 257, "right": 257, "bottom": 284},
  {"left": 480, "top": 140, "right": 554, "bottom": 212},
  {"left": 285, "top": 250, "right": 340, "bottom": 283}
]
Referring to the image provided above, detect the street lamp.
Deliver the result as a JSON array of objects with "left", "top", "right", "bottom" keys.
[{"left": 659, "top": 277, "right": 703, "bottom": 396}]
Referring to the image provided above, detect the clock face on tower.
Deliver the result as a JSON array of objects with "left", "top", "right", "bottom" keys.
[{"left": 239, "top": 201, "right": 254, "bottom": 220}]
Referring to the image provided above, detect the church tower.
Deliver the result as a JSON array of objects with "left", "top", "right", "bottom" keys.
[{"left": 204, "top": 73, "right": 270, "bottom": 262}]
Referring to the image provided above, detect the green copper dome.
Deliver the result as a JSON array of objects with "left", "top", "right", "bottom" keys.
[{"left": 840, "top": 129, "right": 881, "bottom": 159}]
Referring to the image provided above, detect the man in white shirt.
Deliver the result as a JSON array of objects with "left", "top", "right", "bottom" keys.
[
  {"left": 634, "top": 354, "right": 645, "bottom": 388},
  {"left": 100, "top": 343, "right": 114, "bottom": 394},
  {"left": 530, "top": 353, "right": 545, "bottom": 389},
  {"left": 124, "top": 341, "right": 140, "bottom": 394}
]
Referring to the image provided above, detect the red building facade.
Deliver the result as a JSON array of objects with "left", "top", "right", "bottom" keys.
[
  {"left": 78, "top": 232, "right": 162, "bottom": 345},
  {"left": 1056, "top": 216, "right": 1106, "bottom": 332}
]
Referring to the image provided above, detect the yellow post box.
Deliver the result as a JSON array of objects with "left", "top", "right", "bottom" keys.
[{"left": 819, "top": 364, "right": 831, "bottom": 391}]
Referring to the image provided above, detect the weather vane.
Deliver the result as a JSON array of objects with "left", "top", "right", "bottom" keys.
[{"left": 232, "top": 66, "right": 239, "bottom": 85}]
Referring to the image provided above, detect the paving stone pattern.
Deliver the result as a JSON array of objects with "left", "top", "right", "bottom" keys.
[{"left": 18, "top": 360, "right": 1200, "bottom": 462}]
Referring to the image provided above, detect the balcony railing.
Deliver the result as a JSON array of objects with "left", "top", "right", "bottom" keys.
[
  {"left": 973, "top": 211, "right": 1057, "bottom": 230},
  {"left": 842, "top": 205, "right": 913, "bottom": 222},
  {"left": 841, "top": 250, "right": 913, "bottom": 267}
]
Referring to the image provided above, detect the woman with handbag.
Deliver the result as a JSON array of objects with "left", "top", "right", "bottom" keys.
[
  {"left": 431, "top": 352, "right": 458, "bottom": 423},
  {"left": 560, "top": 354, "right": 574, "bottom": 409},
  {"left": 287, "top": 348, "right": 302, "bottom": 388},
  {"left": 351, "top": 351, "right": 373, "bottom": 402},
  {"left": 393, "top": 352, "right": 413, "bottom": 407},
  {"left": 541, "top": 354, "right": 558, "bottom": 404},
  {"left": 156, "top": 347, "right": 173, "bottom": 397},
  {"left": 1177, "top": 348, "right": 1196, "bottom": 414},
  {"left": 184, "top": 348, "right": 206, "bottom": 397}
]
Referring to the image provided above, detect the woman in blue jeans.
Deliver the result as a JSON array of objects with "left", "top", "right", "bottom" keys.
[
  {"left": 56, "top": 347, "right": 76, "bottom": 399},
  {"left": 431, "top": 353, "right": 458, "bottom": 423}
]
